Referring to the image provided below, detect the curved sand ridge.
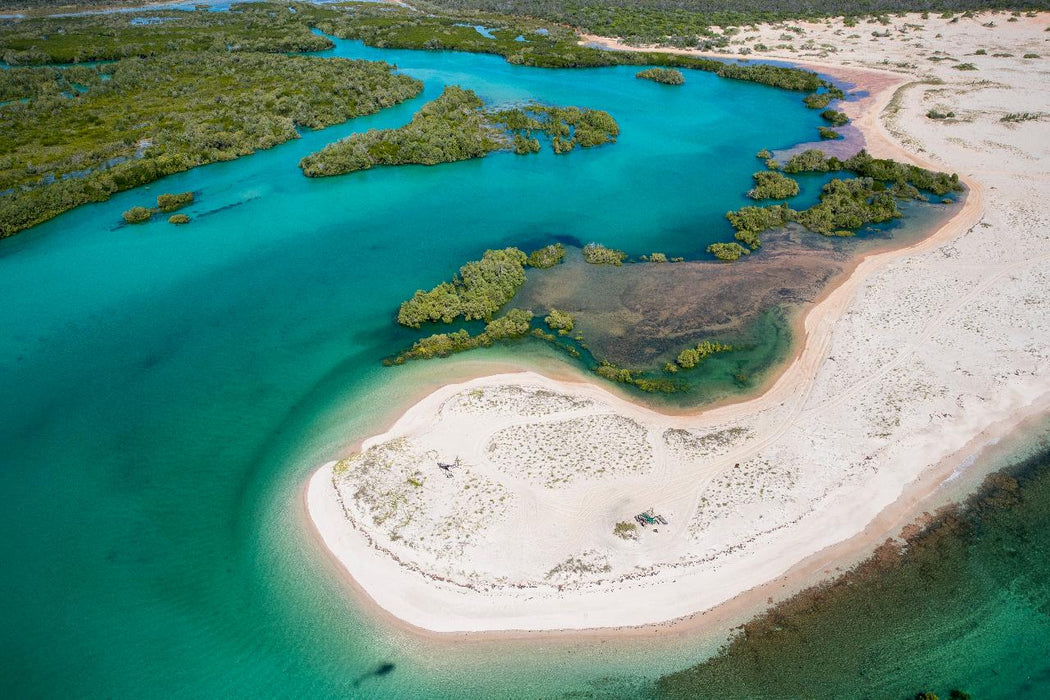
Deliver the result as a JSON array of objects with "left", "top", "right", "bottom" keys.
[{"left": 308, "top": 12, "right": 1050, "bottom": 632}]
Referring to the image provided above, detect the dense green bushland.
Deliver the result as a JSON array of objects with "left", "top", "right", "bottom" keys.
[
  {"left": 0, "top": 52, "right": 421, "bottom": 237},
  {"left": 636, "top": 67, "right": 686, "bottom": 84},
  {"left": 794, "top": 177, "right": 900, "bottom": 235},
  {"left": 316, "top": 3, "right": 822, "bottom": 91},
  {"left": 714, "top": 149, "right": 963, "bottom": 251},
  {"left": 396, "top": 247, "right": 529, "bottom": 327},
  {"left": 300, "top": 86, "right": 501, "bottom": 177},
  {"left": 0, "top": 4, "right": 333, "bottom": 64},
  {"left": 300, "top": 88, "right": 620, "bottom": 176},
  {"left": 422, "top": 0, "right": 1049, "bottom": 46},
  {"left": 0, "top": 64, "right": 103, "bottom": 101},
  {"left": 747, "top": 170, "right": 799, "bottom": 200},
  {"left": 784, "top": 149, "right": 962, "bottom": 195}
]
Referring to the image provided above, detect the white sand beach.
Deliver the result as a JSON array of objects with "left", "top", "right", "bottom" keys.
[{"left": 308, "top": 12, "right": 1050, "bottom": 633}]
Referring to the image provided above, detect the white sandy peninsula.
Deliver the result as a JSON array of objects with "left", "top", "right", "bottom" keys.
[{"left": 308, "top": 12, "right": 1050, "bottom": 633}]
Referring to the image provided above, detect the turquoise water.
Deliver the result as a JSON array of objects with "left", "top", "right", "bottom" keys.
[{"left": 0, "top": 38, "right": 976, "bottom": 697}]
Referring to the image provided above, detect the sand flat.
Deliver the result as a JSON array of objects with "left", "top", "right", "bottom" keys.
[{"left": 309, "top": 12, "right": 1050, "bottom": 633}]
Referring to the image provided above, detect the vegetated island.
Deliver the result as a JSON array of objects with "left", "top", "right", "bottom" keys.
[
  {"left": 299, "top": 86, "right": 619, "bottom": 177},
  {"left": 121, "top": 191, "right": 194, "bottom": 224},
  {"left": 636, "top": 67, "right": 685, "bottom": 85},
  {"left": 708, "top": 149, "right": 962, "bottom": 258}
]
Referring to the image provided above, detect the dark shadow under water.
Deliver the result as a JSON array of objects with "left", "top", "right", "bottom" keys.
[{"left": 508, "top": 198, "right": 956, "bottom": 408}]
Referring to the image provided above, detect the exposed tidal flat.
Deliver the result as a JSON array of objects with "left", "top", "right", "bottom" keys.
[{"left": 0, "top": 14, "right": 1023, "bottom": 700}]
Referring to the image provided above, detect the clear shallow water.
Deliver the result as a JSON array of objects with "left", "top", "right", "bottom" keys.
[{"left": 0, "top": 36, "right": 986, "bottom": 698}]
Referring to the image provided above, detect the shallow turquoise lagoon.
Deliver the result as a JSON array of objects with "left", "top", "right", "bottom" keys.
[{"left": 0, "top": 37, "right": 997, "bottom": 698}]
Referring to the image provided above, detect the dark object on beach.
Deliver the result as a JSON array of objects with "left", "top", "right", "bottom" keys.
[{"left": 438, "top": 456, "right": 462, "bottom": 477}]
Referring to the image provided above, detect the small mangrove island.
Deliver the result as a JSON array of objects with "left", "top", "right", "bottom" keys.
[
  {"left": 636, "top": 67, "right": 686, "bottom": 85},
  {"left": 300, "top": 86, "right": 620, "bottom": 176},
  {"left": 708, "top": 149, "right": 962, "bottom": 256}
]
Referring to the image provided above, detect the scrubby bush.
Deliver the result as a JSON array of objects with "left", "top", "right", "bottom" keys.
[
  {"left": 397, "top": 247, "right": 528, "bottom": 327},
  {"left": 747, "top": 171, "right": 800, "bottom": 200},
  {"left": 156, "top": 191, "right": 193, "bottom": 212},
  {"left": 820, "top": 108, "right": 849, "bottom": 126},
  {"left": 613, "top": 521, "right": 639, "bottom": 540},
  {"left": 582, "top": 243, "right": 627, "bottom": 266},
  {"left": 527, "top": 243, "right": 565, "bottom": 268},
  {"left": 707, "top": 242, "right": 750, "bottom": 261},
  {"left": 636, "top": 67, "right": 685, "bottom": 85},
  {"left": 544, "top": 308, "right": 575, "bottom": 334},
  {"left": 168, "top": 214, "right": 190, "bottom": 225},
  {"left": 803, "top": 92, "right": 832, "bottom": 109},
  {"left": 676, "top": 340, "right": 734, "bottom": 368},
  {"left": 122, "top": 206, "right": 153, "bottom": 224}
]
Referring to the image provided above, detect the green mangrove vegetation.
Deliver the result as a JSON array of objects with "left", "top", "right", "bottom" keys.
[
  {"left": 711, "top": 150, "right": 964, "bottom": 253},
  {"left": 582, "top": 243, "right": 628, "bottom": 265},
  {"left": 794, "top": 177, "right": 900, "bottom": 235},
  {"left": 388, "top": 308, "right": 535, "bottom": 364},
  {"left": 526, "top": 243, "right": 566, "bottom": 268},
  {"left": 636, "top": 67, "right": 685, "bottom": 85},
  {"left": 300, "top": 86, "right": 501, "bottom": 177},
  {"left": 594, "top": 362, "right": 681, "bottom": 394},
  {"left": 315, "top": 2, "right": 823, "bottom": 91},
  {"left": 707, "top": 241, "right": 750, "bottom": 260},
  {"left": 0, "top": 1, "right": 836, "bottom": 238},
  {"left": 396, "top": 247, "right": 529, "bottom": 328},
  {"left": 818, "top": 126, "right": 843, "bottom": 139},
  {"left": 802, "top": 92, "right": 833, "bottom": 109},
  {"left": 300, "top": 88, "right": 620, "bottom": 176},
  {"left": 156, "top": 191, "right": 193, "bottom": 212},
  {"left": 120, "top": 191, "right": 193, "bottom": 225},
  {"left": 122, "top": 206, "right": 152, "bottom": 224},
  {"left": 490, "top": 103, "right": 620, "bottom": 151},
  {"left": 0, "top": 5, "right": 334, "bottom": 65},
  {"left": 820, "top": 108, "right": 850, "bottom": 126},
  {"left": 425, "top": 0, "right": 1028, "bottom": 48},
  {"left": 544, "top": 309, "right": 575, "bottom": 334},
  {"left": 783, "top": 149, "right": 963, "bottom": 196},
  {"left": 746, "top": 171, "right": 799, "bottom": 200},
  {"left": 0, "top": 51, "right": 422, "bottom": 237},
  {"left": 675, "top": 340, "right": 734, "bottom": 369}
]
